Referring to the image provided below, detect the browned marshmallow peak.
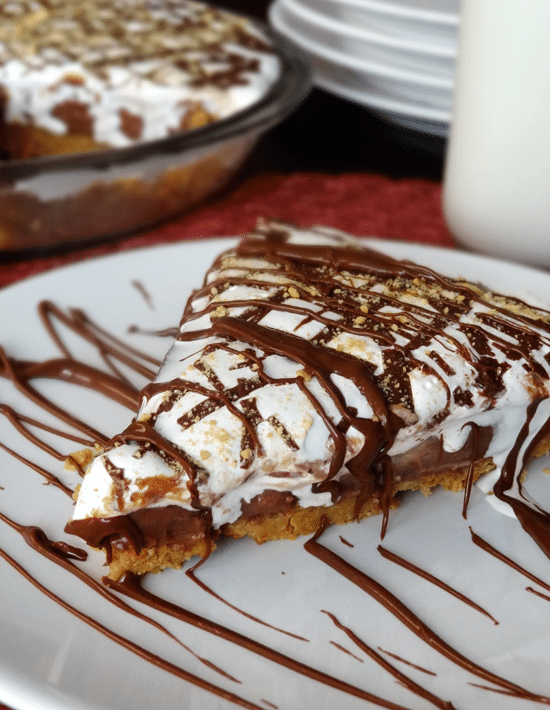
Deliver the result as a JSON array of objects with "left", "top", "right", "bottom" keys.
[{"left": 64, "top": 221, "right": 550, "bottom": 578}]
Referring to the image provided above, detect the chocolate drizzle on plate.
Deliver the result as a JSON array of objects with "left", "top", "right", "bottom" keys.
[
  {"left": 305, "top": 527, "right": 550, "bottom": 705},
  {"left": 377, "top": 544, "right": 499, "bottom": 625},
  {"left": 321, "top": 609, "right": 456, "bottom": 710}
]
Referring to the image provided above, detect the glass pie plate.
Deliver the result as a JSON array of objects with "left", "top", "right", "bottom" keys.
[{"left": 0, "top": 27, "right": 310, "bottom": 255}]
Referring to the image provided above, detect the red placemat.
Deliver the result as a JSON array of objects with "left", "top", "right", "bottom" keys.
[{"left": 0, "top": 172, "right": 454, "bottom": 291}]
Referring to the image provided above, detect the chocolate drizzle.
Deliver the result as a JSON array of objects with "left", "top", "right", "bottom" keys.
[
  {"left": 0, "top": 507, "right": 234, "bottom": 684},
  {"left": 470, "top": 527, "right": 550, "bottom": 594},
  {"left": 321, "top": 610, "right": 456, "bottom": 710},
  {"left": 212, "top": 315, "right": 392, "bottom": 487},
  {"left": 305, "top": 527, "right": 550, "bottom": 705},
  {"left": 0, "top": 545, "right": 255, "bottom": 707},
  {"left": 377, "top": 544, "right": 499, "bottom": 625},
  {"left": 492, "top": 400, "right": 550, "bottom": 560},
  {"left": 105, "top": 572, "right": 415, "bottom": 710},
  {"left": 185, "top": 562, "right": 309, "bottom": 642}
]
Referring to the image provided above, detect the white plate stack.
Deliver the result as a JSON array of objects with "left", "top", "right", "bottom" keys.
[{"left": 269, "top": 0, "right": 459, "bottom": 137}]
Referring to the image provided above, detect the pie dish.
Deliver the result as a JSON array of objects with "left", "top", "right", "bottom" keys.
[{"left": 0, "top": 1, "right": 310, "bottom": 252}]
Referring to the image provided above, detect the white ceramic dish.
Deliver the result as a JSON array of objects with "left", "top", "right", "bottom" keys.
[
  {"left": 273, "top": 0, "right": 455, "bottom": 78},
  {"left": 270, "top": 0, "right": 452, "bottom": 132},
  {"left": 310, "top": 53, "right": 452, "bottom": 114},
  {"left": 383, "top": 0, "right": 459, "bottom": 12},
  {"left": 2, "top": 238, "right": 550, "bottom": 710},
  {"left": 269, "top": 1, "right": 454, "bottom": 89},
  {"left": 373, "top": 106, "right": 449, "bottom": 136},
  {"left": 296, "top": 0, "right": 458, "bottom": 46},
  {"left": 281, "top": 0, "right": 457, "bottom": 53}
]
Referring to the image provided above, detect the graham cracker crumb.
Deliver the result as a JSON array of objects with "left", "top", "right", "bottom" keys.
[{"left": 65, "top": 447, "right": 95, "bottom": 471}]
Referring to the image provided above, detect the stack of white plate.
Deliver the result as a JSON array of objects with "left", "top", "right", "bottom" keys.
[{"left": 269, "top": 0, "right": 459, "bottom": 137}]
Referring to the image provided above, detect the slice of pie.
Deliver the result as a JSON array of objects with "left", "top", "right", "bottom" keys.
[{"left": 65, "top": 221, "right": 550, "bottom": 579}]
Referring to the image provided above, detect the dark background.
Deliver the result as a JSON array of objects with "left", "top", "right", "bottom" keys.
[{"left": 221, "top": 0, "right": 446, "bottom": 182}]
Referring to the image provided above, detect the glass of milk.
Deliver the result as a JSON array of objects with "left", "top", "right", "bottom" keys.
[{"left": 443, "top": 0, "right": 550, "bottom": 267}]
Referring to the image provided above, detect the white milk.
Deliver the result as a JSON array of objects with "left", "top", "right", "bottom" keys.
[{"left": 443, "top": 0, "right": 550, "bottom": 266}]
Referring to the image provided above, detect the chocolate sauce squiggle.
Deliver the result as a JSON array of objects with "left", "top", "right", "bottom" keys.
[
  {"left": 0, "top": 439, "right": 72, "bottom": 496},
  {"left": 0, "top": 546, "right": 258, "bottom": 709},
  {"left": 0, "top": 511, "right": 241, "bottom": 685},
  {"left": 212, "top": 316, "right": 392, "bottom": 486},
  {"left": 0, "top": 349, "right": 138, "bottom": 445},
  {"left": 321, "top": 610, "right": 455, "bottom": 710},
  {"left": 492, "top": 400, "right": 550, "bottom": 561},
  {"left": 185, "top": 564, "right": 309, "bottom": 643},
  {"left": 105, "top": 572, "right": 416, "bottom": 710},
  {"left": 38, "top": 301, "right": 160, "bottom": 380},
  {"left": 131, "top": 280, "right": 154, "bottom": 310},
  {"left": 460, "top": 422, "right": 484, "bottom": 518},
  {"left": 329, "top": 641, "right": 364, "bottom": 663},
  {"left": 237, "top": 235, "right": 550, "bottom": 335},
  {"left": 377, "top": 544, "right": 499, "bottom": 625},
  {"left": 0, "top": 402, "right": 91, "bottom": 486},
  {"left": 526, "top": 587, "right": 550, "bottom": 603},
  {"left": 128, "top": 325, "right": 179, "bottom": 338},
  {"left": 469, "top": 527, "right": 550, "bottom": 594},
  {"left": 305, "top": 530, "right": 550, "bottom": 703},
  {"left": 339, "top": 536, "right": 354, "bottom": 548},
  {"left": 0, "top": 403, "right": 94, "bottom": 453},
  {"left": 377, "top": 648, "right": 436, "bottom": 677}
]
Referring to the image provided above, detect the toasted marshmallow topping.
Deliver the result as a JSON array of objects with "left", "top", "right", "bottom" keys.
[{"left": 69, "top": 222, "right": 550, "bottom": 533}]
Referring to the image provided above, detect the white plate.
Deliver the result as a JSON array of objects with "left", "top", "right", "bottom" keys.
[
  {"left": 269, "top": 0, "right": 454, "bottom": 88},
  {"left": 295, "top": 0, "right": 458, "bottom": 46},
  {"left": 372, "top": 106, "right": 449, "bottom": 136},
  {"left": 333, "top": 0, "right": 459, "bottom": 24},
  {"left": 279, "top": 0, "right": 457, "bottom": 56},
  {"left": 2, "top": 238, "right": 550, "bottom": 710},
  {"left": 271, "top": 0, "right": 455, "bottom": 79},
  {"left": 309, "top": 55, "right": 452, "bottom": 122},
  {"left": 380, "top": 0, "right": 459, "bottom": 13},
  {"left": 316, "top": 72, "right": 451, "bottom": 132}
]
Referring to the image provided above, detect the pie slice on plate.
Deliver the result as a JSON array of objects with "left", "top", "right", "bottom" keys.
[{"left": 65, "top": 221, "right": 550, "bottom": 579}]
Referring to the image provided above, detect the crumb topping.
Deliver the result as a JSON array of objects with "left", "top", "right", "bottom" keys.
[{"left": 0, "top": 0, "right": 272, "bottom": 88}]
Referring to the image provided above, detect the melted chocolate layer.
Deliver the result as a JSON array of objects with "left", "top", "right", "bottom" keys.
[{"left": 65, "top": 505, "right": 214, "bottom": 560}]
